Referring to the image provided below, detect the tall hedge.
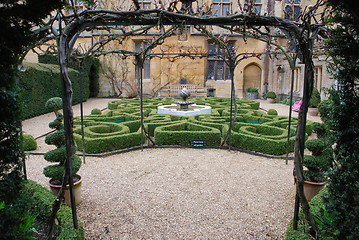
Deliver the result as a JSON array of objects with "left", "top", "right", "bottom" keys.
[
  {"left": 38, "top": 54, "right": 100, "bottom": 97},
  {"left": 18, "top": 62, "right": 90, "bottom": 119}
]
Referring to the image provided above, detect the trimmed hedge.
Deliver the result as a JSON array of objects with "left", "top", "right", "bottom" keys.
[
  {"left": 38, "top": 54, "right": 100, "bottom": 98},
  {"left": 71, "top": 97, "right": 312, "bottom": 155},
  {"left": 22, "top": 134, "right": 37, "bottom": 151},
  {"left": 19, "top": 180, "right": 84, "bottom": 240},
  {"left": 231, "top": 123, "right": 296, "bottom": 155},
  {"left": 155, "top": 121, "right": 221, "bottom": 146},
  {"left": 74, "top": 120, "right": 145, "bottom": 153},
  {"left": 285, "top": 189, "right": 329, "bottom": 240},
  {"left": 19, "top": 62, "right": 90, "bottom": 119}
]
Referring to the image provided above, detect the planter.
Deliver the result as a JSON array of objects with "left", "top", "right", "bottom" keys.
[
  {"left": 303, "top": 180, "right": 325, "bottom": 202},
  {"left": 267, "top": 98, "right": 275, "bottom": 103},
  {"left": 308, "top": 107, "right": 319, "bottom": 116},
  {"left": 49, "top": 174, "right": 82, "bottom": 206},
  {"left": 246, "top": 92, "right": 258, "bottom": 100}
]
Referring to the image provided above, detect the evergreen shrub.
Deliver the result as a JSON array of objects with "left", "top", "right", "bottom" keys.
[
  {"left": 18, "top": 63, "right": 90, "bottom": 119},
  {"left": 91, "top": 108, "right": 102, "bottom": 115},
  {"left": 231, "top": 124, "right": 296, "bottom": 155},
  {"left": 155, "top": 122, "right": 221, "bottom": 146},
  {"left": 38, "top": 54, "right": 100, "bottom": 98},
  {"left": 22, "top": 134, "right": 37, "bottom": 151},
  {"left": 19, "top": 180, "right": 84, "bottom": 239},
  {"left": 267, "top": 109, "right": 278, "bottom": 115},
  {"left": 312, "top": 122, "right": 327, "bottom": 138},
  {"left": 309, "top": 88, "right": 321, "bottom": 108},
  {"left": 74, "top": 121, "right": 144, "bottom": 153},
  {"left": 73, "top": 97, "right": 310, "bottom": 155},
  {"left": 246, "top": 88, "right": 258, "bottom": 92},
  {"left": 266, "top": 91, "right": 277, "bottom": 99},
  {"left": 43, "top": 98, "right": 81, "bottom": 182}
]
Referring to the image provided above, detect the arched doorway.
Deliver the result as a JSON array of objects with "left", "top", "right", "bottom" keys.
[{"left": 243, "top": 64, "right": 262, "bottom": 96}]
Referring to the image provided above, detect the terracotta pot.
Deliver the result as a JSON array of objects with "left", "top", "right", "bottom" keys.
[
  {"left": 303, "top": 180, "right": 325, "bottom": 202},
  {"left": 267, "top": 98, "right": 275, "bottom": 103},
  {"left": 49, "top": 174, "right": 82, "bottom": 206},
  {"left": 308, "top": 107, "right": 319, "bottom": 116}
]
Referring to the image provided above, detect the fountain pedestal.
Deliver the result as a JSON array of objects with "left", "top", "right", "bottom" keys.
[
  {"left": 158, "top": 104, "right": 212, "bottom": 116},
  {"left": 157, "top": 88, "right": 212, "bottom": 116}
]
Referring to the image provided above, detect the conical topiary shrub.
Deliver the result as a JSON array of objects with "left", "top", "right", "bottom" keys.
[
  {"left": 309, "top": 87, "right": 321, "bottom": 108},
  {"left": 43, "top": 97, "right": 81, "bottom": 184}
]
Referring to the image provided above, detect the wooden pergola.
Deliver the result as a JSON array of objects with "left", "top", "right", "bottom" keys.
[{"left": 50, "top": 2, "right": 323, "bottom": 238}]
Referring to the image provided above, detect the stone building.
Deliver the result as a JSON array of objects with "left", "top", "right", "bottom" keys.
[{"left": 26, "top": 0, "right": 332, "bottom": 99}]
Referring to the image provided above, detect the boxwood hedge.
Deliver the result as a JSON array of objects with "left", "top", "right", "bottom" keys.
[
  {"left": 18, "top": 63, "right": 90, "bottom": 119},
  {"left": 74, "top": 120, "right": 145, "bottom": 153},
  {"left": 73, "top": 97, "right": 312, "bottom": 155},
  {"left": 19, "top": 180, "right": 84, "bottom": 240},
  {"left": 230, "top": 123, "right": 296, "bottom": 155},
  {"left": 155, "top": 121, "right": 221, "bottom": 146}
]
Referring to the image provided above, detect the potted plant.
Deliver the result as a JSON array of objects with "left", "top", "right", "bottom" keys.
[
  {"left": 308, "top": 87, "right": 321, "bottom": 116},
  {"left": 266, "top": 91, "right": 276, "bottom": 103},
  {"left": 43, "top": 97, "right": 82, "bottom": 206},
  {"left": 303, "top": 124, "right": 333, "bottom": 201},
  {"left": 245, "top": 88, "right": 259, "bottom": 100}
]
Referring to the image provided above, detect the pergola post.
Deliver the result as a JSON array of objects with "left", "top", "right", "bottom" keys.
[
  {"left": 51, "top": 8, "right": 321, "bottom": 238},
  {"left": 135, "top": 54, "right": 145, "bottom": 151}
]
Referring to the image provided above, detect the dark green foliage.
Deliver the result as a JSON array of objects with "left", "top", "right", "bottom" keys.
[
  {"left": 0, "top": 0, "right": 65, "bottom": 236},
  {"left": 312, "top": 122, "right": 327, "bottom": 138},
  {"left": 38, "top": 54, "right": 100, "bottom": 98},
  {"left": 322, "top": 1, "right": 359, "bottom": 238},
  {"left": 267, "top": 109, "right": 278, "bottom": 116},
  {"left": 304, "top": 131, "right": 333, "bottom": 182},
  {"left": 22, "top": 134, "right": 37, "bottom": 151},
  {"left": 18, "top": 63, "right": 90, "bottom": 119},
  {"left": 305, "top": 138, "right": 330, "bottom": 156},
  {"left": 0, "top": 88, "right": 23, "bottom": 203},
  {"left": 318, "top": 99, "right": 333, "bottom": 123},
  {"left": 45, "top": 97, "right": 63, "bottom": 113},
  {"left": 91, "top": 108, "right": 102, "bottom": 115},
  {"left": 44, "top": 99, "right": 81, "bottom": 182},
  {"left": 18, "top": 181, "right": 84, "bottom": 239},
  {"left": 266, "top": 91, "right": 276, "bottom": 99},
  {"left": 303, "top": 155, "right": 332, "bottom": 182},
  {"left": 230, "top": 123, "right": 296, "bottom": 155},
  {"left": 280, "top": 98, "right": 294, "bottom": 106},
  {"left": 285, "top": 189, "right": 334, "bottom": 240},
  {"left": 0, "top": 201, "right": 38, "bottom": 240},
  {"left": 43, "top": 155, "right": 82, "bottom": 181},
  {"left": 309, "top": 88, "right": 321, "bottom": 108},
  {"left": 86, "top": 58, "right": 100, "bottom": 97},
  {"left": 44, "top": 146, "right": 67, "bottom": 163},
  {"left": 45, "top": 130, "right": 66, "bottom": 147},
  {"left": 1, "top": 180, "right": 84, "bottom": 240},
  {"left": 74, "top": 97, "right": 313, "bottom": 155},
  {"left": 285, "top": 218, "right": 313, "bottom": 240},
  {"left": 155, "top": 122, "right": 221, "bottom": 146},
  {"left": 246, "top": 88, "right": 258, "bottom": 93},
  {"left": 37, "top": 54, "right": 58, "bottom": 64},
  {"left": 74, "top": 127, "right": 144, "bottom": 154}
]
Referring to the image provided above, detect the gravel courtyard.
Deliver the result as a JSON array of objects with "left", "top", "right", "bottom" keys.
[{"left": 23, "top": 98, "right": 316, "bottom": 239}]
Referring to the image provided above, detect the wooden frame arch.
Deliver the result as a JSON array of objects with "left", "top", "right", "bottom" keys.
[{"left": 54, "top": 7, "right": 319, "bottom": 238}]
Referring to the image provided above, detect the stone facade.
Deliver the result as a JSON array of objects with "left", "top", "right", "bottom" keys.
[{"left": 25, "top": 0, "right": 332, "bottom": 99}]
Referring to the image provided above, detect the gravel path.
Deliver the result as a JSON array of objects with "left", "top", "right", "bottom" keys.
[
  {"left": 23, "top": 98, "right": 315, "bottom": 240},
  {"left": 26, "top": 149, "right": 294, "bottom": 240}
]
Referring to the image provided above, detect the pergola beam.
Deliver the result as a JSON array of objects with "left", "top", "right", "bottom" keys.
[{"left": 52, "top": 8, "right": 320, "bottom": 239}]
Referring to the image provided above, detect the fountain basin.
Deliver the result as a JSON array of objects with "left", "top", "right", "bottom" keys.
[{"left": 158, "top": 104, "right": 212, "bottom": 116}]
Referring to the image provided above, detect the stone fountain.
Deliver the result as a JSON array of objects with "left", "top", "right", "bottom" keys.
[{"left": 157, "top": 88, "right": 211, "bottom": 116}]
